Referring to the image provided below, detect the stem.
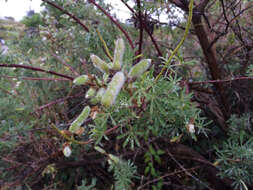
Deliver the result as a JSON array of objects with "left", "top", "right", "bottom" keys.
[
  {"left": 96, "top": 29, "right": 113, "bottom": 61},
  {"left": 155, "top": 0, "right": 194, "bottom": 82},
  {"left": 121, "top": 0, "right": 162, "bottom": 56},
  {"left": 189, "top": 76, "right": 253, "bottom": 85},
  {"left": 51, "top": 124, "right": 119, "bottom": 145},
  {"left": 37, "top": 95, "right": 78, "bottom": 111},
  {"left": 0, "top": 75, "right": 69, "bottom": 81},
  {"left": 0, "top": 64, "right": 74, "bottom": 80},
  {"left": 136, "top": 0, "right": 144, "bottom": 61}
]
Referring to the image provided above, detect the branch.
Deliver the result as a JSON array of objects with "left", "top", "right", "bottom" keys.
[
  {"left": 0, "top": 64, "right": 74, "bottom": 80},
  {"left": 136, "top": 0, "right": 144, "bottom": 60},
  {"left": 120, "top": 0, "right": 162, "bottom": 56},
  {"left": 137, "top": 167, "right": 200, "bottom": 190},
  {"left": 41, "top": 0, "right": 90, "bottom": 32},
  {"left": 208, "top": 3, "right": 253, "bottom": 50},
  {"left": 36, "top": 95, "right": 77, "bottom": 111},
  {"left": 51, "top": 124, "right": 119, "bottom": 145},
  {"left": 169, "top": 143, "right": 232, "bottom": 189},
  {"left": 189, "top": 76, "right": 253, "bottom": 85},
  {"left": 120, "top": 0, "right": 135, "bottom": 14},
  {"left": 0, "top": 75, "right": 69, "bottom": 81},
  {"left": 167, "top": 150, "right": 214, "bottom": 190},
  {"left": 142, "top": 20, "right": 163, "bottom": 57},
  {"left": 87, "top": 0, "right": 135, "bottom": 49}
]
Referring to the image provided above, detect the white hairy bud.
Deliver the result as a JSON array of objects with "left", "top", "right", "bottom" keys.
[
  {"left": 63, "top": 146, "right": 72, "bottom": 157},
  {"left": 128, "top": 59, "right": 151, "bottom": 79},
  {"left": 90, "top": 54, "right": 110, "bottom": 74},
  {"left": 101, "top": 72, "right": 125, "bottom": 107},
  {"left": 90, "top": 88, "right": 106, "bottom": 105},
  {"left": 85, "top": 88, "right": 96, "bottom": 98},
  {"left": 188, "top": 124, "right": 195, "bottom": 134},
  {"left": 112, "top": 38, "right": 125, "bottom": 70},
  {"left": 69, "top": 106, "right": 90, "bottom": 134},
  {"left": 73, "top": 75, "right": 89, "bottom": 85}
]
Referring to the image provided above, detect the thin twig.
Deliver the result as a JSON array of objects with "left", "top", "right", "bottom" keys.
[
  {"left": 136, "top": 0, "right": 144, "bottom": 61},
  {"left": 0, "top": 75, "right": 69, "bottom": 81},
  {"left": 189, "top": 76, "right": 253, "bottom": 85},
  {"left": 120, "top": 0, "right": 162, "bottom": 56},
  {"left": 96, "top": 29, "right": 113, "bottom": 61},
  {"left": 120, "top": 0, "right": 135, "bottom": 14},
  {"left": 37, "top": 95, "right": 76, "bottom": 112},
  {"left": 0, "top": 64, "right": 73, "bottom": 80},
  {"left": 167, "top": 150, "right": 214, "bottom": 190},
  {"left": 137, "top": 167, "right": 200, "bottom": 190},
  {"left": 51, "top": 124, "right": 119, "bottom": 145}
]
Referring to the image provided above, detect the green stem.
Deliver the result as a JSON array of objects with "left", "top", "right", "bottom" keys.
[
  {"left": 96, "top": 29, "right": 113, "bottom": 61},
  {"left": 155, "top": 0, "right": 194, "bottom": 82},
  {"left": 51, "top": 124, "right": 92, "bottom": 145}
]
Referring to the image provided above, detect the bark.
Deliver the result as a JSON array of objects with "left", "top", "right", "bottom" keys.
[
  {"left": 169, "top": 0, "right": 230, "bottom": 126},
  {"left": 192, "top": 13, "right": 230, "bottom": 120}
]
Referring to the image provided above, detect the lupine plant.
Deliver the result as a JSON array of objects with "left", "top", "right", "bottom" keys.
[
  {"left": 2, "top": 0, "right": 253, "bottom": 189},
  {"left": 52, "top": 37, "right": 208, "bottom": 189}
]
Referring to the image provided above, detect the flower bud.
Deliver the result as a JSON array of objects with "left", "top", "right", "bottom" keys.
[
  {"left": 108, "top": 154, "right": 120, "bottom": 164},
  {"left": 85, "top": 88, "right": 96, "bottom": 98},
  {"left": 94, "top": 146, "right": 106, "bottom": 154},
  {"left": 187, "top": 123, "right": 195, "bottom": 134},
  {"left": 63, "top": 146, "right": 72, "bottom": 157},
  {"left": 90, "top": 54, "right": 110, "bottom": 74},
  {"left": 73, "top": 75, "right": 89, "bottom": 85},
  {"left": 101, "top": 72, "right": 125, "bottom": 107},
  {"left": 103, "top": 73, "right": 109, "bottom": 83},
  {"left": 128, "top": 59, "right": 151, "bottom": 79},
  {"left": 90, "top": 88, "right": 105, "bottom": 105},
  {"left": 112, "top": 38, "right": 125, "bottom": 70},
  {"left": 69, "top": 106, "right": 90, "bottom": 134},
  {"left": 97, "top": 88, "right": 106, "bottom": 99}
]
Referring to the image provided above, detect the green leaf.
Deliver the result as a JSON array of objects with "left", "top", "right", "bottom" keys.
[
  {"left": 144, "top": 166, "right": 150, "bottom": 175},
  {"left": 154, "top": 155, "right": 161, "bottom": 164},
  {"left": 157, "top": 149, "right": 165, "bottom": 155},
  {"left": 149, "top": 145, "right": 156, "bottom": 156},
  {"left": 151, "top": 167, "right": 156, "bottom": 177}
]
